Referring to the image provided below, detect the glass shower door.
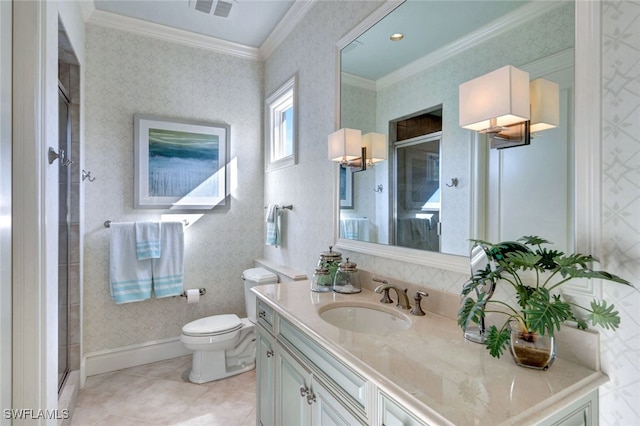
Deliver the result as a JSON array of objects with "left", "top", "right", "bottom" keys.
[{"left": 58, "top": 87, "right": 70, "bottom": 391}]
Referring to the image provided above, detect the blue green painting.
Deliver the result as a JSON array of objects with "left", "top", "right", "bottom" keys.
[{"left": 148, "top": 128, "right": 219, "bottom": 197}]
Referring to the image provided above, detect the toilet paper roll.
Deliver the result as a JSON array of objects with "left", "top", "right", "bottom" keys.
[{"left": 186, "top": 288, "right": 200, "bottom": 304}]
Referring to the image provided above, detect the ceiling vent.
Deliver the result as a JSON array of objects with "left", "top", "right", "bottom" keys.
[{"left": 191, "top": 0, "right": 236, "bottom": 18}]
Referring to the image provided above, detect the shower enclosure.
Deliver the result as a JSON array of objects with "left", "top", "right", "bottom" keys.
[{"left": 57, "top": 22, "right": 81, "bottom": 395}]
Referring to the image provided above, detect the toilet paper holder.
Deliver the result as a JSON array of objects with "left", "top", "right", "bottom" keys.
[{"left": 180, "top": 288, "right": 206, "bottom": 298}]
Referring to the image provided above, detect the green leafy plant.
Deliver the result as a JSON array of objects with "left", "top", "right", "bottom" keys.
[{"left": 458, "top": 236, "right": 635, "bottom": 358}]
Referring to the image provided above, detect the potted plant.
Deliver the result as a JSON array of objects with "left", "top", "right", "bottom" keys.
[{"left": 458, "top": 236, "right": 635, "bottom": 370}]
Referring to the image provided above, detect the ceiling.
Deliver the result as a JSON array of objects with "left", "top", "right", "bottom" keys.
[
  {"left": 92, "top": 0, "right": 298, "bottom": 48},
  {"left": 88, "top": 0, "right": 534, "bottom": 69},
  {"left": 342, "top": 0, "right": 532, "bottom": 81}
]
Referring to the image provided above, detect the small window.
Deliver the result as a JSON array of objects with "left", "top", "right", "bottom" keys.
[{"left": 265, "top": 75, "right": 297, "bottom": 172}]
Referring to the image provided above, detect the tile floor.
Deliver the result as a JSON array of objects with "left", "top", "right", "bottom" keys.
[{"left": 70, "top": 356, "right": 256, "bottom": 425}]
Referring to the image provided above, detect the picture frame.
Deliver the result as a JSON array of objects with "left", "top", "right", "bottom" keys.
[
  {"left": 134, "top": 114, "right": 229, "bottom": 210},
  {"left": 339, "top": 165, "right": 354, "bottom": 209}
]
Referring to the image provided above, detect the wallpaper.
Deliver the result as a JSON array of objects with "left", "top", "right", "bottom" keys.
[
  {"left": 600, "top": 1, "right": 640, "bottom": 424},
  {"left": 83, "top": 25, "right": 265, "bottom": 353}
]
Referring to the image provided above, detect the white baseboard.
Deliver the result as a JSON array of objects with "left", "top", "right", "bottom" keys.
[{"left": 83, "top": 336, "right": 191, "bottom": 378}]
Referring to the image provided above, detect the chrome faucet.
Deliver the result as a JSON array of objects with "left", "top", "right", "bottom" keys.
[{"left": 374, "top": 281, "right": 411, "bottom": 310}]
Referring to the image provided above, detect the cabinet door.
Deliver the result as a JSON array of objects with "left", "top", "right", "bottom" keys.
[
  {"left": 539, "top": 391, "right": 597, "bottom": 426},
  {"left": 276, "top": 346, "right": 312, "bottom": 426},
  {"left": 379, "top": 393, "right": 427, "bottom": 426},
  {"left": 256, "top": 327, "right": 276, "bottom": 426},
  {"left": 311, "top": 378, "right": 365, "bottom": 426}
]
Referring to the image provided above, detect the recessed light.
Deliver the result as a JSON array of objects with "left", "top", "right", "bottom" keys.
[{"left": 390, "top": 33, "right": 404, "bottom": 42}]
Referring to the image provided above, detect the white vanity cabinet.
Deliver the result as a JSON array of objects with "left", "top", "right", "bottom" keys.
[{"left": 253, "top": 284, "right": 607, "bottom": 426}]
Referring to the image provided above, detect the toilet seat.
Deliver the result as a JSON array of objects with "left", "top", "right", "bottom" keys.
[{"left": 182, "top": 314, "right": 243, "bottom": 337}]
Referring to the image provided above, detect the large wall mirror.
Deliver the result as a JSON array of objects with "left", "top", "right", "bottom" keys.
[{"left": 335, "top": 0, "right": 583, "bottom": 274}]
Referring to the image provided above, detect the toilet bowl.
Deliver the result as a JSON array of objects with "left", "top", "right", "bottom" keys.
[{"left": 181, "top": 267, "right": 278, "bottom": 384}]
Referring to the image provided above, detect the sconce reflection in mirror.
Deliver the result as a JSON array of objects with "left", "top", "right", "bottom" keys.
[
  {"left": 458, "top": 65, "right": 559, "bottom": 149},
  {"left": 328, "top": 128, "right": 387, "bottom": 172}
]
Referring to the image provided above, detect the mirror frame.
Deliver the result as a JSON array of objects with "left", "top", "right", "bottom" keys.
[{"left": 333, "top": 0, "right": 601, "bottom": 283}]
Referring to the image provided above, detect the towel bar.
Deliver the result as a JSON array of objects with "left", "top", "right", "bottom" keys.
[
  {"left": 263, "top": 204, "right": 293, "bottom": 210},
  {"left": 104, "top": 219, "right": 189, "bottom": 228}
]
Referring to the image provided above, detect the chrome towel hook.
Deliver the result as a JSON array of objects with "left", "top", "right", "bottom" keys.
[
  {"left": 82, "top": 170, "right": 96, "bottom": 182},
  {"left": 445, "top": 178, "right": 459, "bottom": 188}
]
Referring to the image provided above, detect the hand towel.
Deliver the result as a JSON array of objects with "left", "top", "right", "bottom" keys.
[
  {"left": 135, "top": 221, "right": 161, "bottom": 260},
  {"left": 152, "top": 221, "right": 185, "bottom": 298},
  {"left": 109, "top": 222, "right": 153, "bottom": 304},
  {"left": 265, "top": 203, "right": 280, "bottom": 247}
]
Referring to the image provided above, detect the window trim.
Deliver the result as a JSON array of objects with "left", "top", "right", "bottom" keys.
[{"left": 265, "top": 75, "right": 297, "bottom": 172}]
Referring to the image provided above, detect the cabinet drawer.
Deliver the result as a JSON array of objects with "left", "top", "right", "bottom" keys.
[
  {"left": 277, "top": 317, "right": 368, "bottom": 413},
  {"left": 257, "top": 300, "right": 275, "bottom": 333}
]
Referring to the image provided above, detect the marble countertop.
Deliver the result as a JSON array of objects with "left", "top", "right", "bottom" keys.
[{"left": 253, "top": 282, "right": 608, "bottom": 426}]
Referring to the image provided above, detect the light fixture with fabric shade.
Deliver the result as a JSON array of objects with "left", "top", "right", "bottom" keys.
[
  {"left": 529, "top": 78, "right": 560, "bottom": 133},
  {"left": 362, "top": 132, "right": 387, "bottom": 165},
  {"left": 459, "top": 65, "right": 530, "bottom": 132},
  {"left": 328, "top": 128, "right": 362, "bottom": 163},
  {"left": 459, "top": 65, "right": 531, "bottom": 148}
]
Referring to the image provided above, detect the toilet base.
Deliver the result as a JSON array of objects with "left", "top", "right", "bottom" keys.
[
  {"left": 188, "top": 358, "right": 255, "bottom": 384},
  {"left": 186, "top": 326, "right": 256, "bottom": 384}
]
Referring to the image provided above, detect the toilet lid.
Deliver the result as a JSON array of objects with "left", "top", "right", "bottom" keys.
[{"left": 182, "top": 314, "right": 243, "bottom": 336}]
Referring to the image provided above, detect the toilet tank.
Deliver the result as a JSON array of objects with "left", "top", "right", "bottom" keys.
[{"left": 242, "top": 267, "right": 278, "bottom": 323}]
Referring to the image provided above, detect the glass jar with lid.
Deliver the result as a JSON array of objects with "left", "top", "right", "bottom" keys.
[
  {"left": 310, "top": 267, "right": 333, "bottom": 293},
  {"left": 333, "top": 257, "right": 361, "bottom": 294},
  {"left": 317, "top": 246, "right": 342, "bottom": 282}
]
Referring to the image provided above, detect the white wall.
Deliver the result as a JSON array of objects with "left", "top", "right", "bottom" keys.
[
  {"left": 264, "top": 1, "right": 640, "bottom": 425},
  {"left": 83, "top": 25, "right": 265, "bottom": 354}
]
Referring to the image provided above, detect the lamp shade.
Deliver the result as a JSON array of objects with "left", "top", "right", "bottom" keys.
[
  {"left": 459, "top": 65, "right": 530, "bottom": 131},
  {"left": 328, "top": 128, "right": 361, "bottom": 163},
  {"left": 529, "top": 78, "right": 559, "bottom": 132},
  {"left": 362, "top": 132, "right": 387, "bottom": 163}
]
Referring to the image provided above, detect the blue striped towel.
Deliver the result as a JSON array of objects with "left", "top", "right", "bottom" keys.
[
  {"left": 152, "top": 222, "right": 185, "bottom": 298},
  {"left": 135, "top": 222, "right": 161, "bottom": 260},
  {"left": 110, "top": 222, "right": 153, "bottom": 304},
  {"left": 265, "top": 204, "right": 281, "bottom": 247}
]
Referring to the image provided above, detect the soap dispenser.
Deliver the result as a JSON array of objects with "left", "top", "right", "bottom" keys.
[{"left": 333, "top": 258, "right": 361, "bottom": 294}]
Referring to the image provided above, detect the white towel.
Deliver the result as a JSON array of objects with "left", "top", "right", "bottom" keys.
[
  {"left": 265, "top": 203, "right": 280, "bottom": 247},
  {"left": 152, "top": 222, "right": 185, "bottom": 298},
  {"left": 135, "top": 221, "right": 161, "bottom": 260},
  {"left": 110, "top": 222, "right": 153, "bottom": 304}
]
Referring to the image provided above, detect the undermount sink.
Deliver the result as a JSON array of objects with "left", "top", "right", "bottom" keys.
[{"left": 319, "top": 304, "right": 410, "bottom": 335}]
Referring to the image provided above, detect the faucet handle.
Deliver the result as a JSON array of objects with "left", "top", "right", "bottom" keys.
[
  {"left": 410, "top": 291, "right": 428, "bottom": 316},
  {"left": 372, "top": 278, "right": 393, "bottom": 303}
]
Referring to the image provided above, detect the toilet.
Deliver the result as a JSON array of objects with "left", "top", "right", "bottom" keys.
[{"left": 181, "top": 267, "right": 278, "bottom": 384}]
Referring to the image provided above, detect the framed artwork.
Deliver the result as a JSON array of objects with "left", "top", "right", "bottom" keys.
[
  {"left": 134, "top": 115, "right": 229, "bottom": 209},
  {"left": 339, "top": 165, "right": 354, "bottom": 209}
]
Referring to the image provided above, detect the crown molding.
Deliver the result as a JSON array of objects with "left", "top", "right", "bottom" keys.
[
  {"left": 87, "top": 9, "right": 260, "bottom": 60},
  {"left": 376, "top": 1, "right": 566, "bottom": 90},
  {"left": 341, "top": 72, "right": 376, "bottom": 91},
  {"left": 259, "top": 0, "right": 317, "bottom": 60},
  {"left": 337, "top": 0, "right": 404, "bottom": 51}
]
